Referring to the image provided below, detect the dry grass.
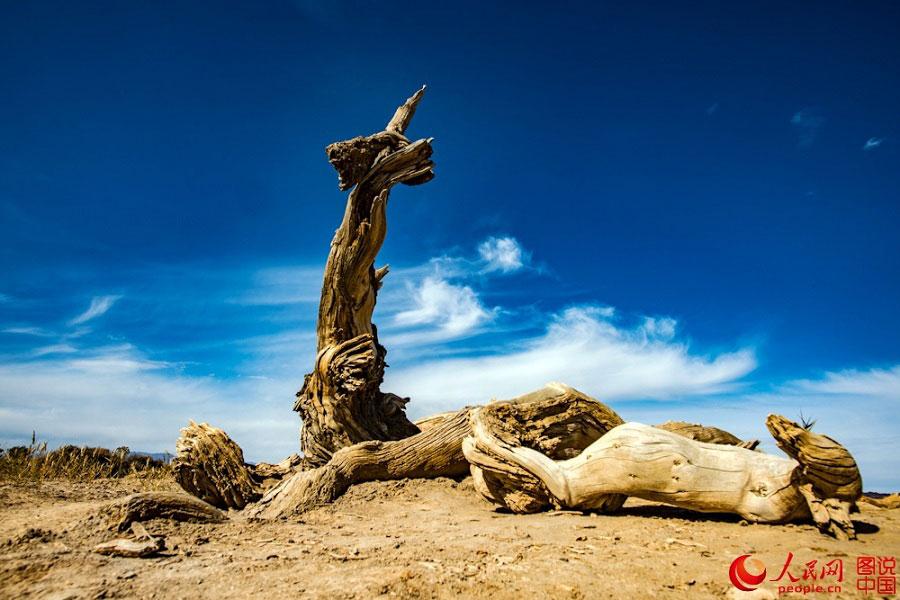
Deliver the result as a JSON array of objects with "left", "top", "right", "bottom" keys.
[{"left": 0, "top": 440, "right": 171, "bottom": 483}]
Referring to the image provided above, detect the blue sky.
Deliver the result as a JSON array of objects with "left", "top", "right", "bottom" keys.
[{"left": 1, "top": 1, "right": 898, "bottom": 489}]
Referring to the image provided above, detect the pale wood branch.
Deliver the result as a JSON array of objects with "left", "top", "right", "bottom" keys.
[{"left": 386, "top": 85, "right": 426, "bottom": 135}]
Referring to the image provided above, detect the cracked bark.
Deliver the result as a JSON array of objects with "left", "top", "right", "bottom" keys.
[{"left": 293, "top": 87, "right": 434, "bottom": 466}]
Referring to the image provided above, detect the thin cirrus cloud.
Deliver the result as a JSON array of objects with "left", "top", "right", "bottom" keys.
[
  {"left": 29, "top": 343, "right": 79, "bottom": 357},
  {"left": 781, "top": 364, "right": 900, "bottom": 398},
  {"left": 68, "top": 295, "right": 122, "bottom": 325},
  {"left": 2, "top": 326, "right": 55, "bottom": 337},
  {"left": 790, "top": 107, "right": 825, "bottom": 147},
  {"left": 863, "top": 137, "right": 883, "bottom": 151}
]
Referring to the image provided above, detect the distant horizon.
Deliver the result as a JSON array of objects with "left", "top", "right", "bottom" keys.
[{"left": 2, "top": 1, "right": 898, "bottom": 490}]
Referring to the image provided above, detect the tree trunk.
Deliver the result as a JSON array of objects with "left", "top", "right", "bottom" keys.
[
  {"left": 655, "top": 421, "right": 759, "bottom": 449},
  {"left": 162, "top": 88, "right": 865, "bottom": 542},
  {"left": 249, "top": 383, "right": 626, "bottom": 518},
  {"left": 464, "top": 407, "right": 863, "bottom": 539},
  {"left": 247, "top": 408, "right": 473, "bottom": 519},
  {"left": 293, "top": 87, "right": 435, "bottom": 466}
]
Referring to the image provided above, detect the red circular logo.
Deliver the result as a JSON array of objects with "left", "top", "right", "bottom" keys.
[{"left": 729, "top": 554, "right": 767, "bottom": 591}]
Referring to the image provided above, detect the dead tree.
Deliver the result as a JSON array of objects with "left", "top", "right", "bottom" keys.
[
  {"left": 464, "top": 407, "right": 863, "bottom": 539},
  {"left": 293, "top": 86, "right": 434, "bottom": 466},
  {"left": 152, "top": 89, "right": 866, "bottom": 541}
]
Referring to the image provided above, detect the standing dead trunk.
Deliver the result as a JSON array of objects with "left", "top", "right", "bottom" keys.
[{"left": 293, "top": 87, "right": 435, "bottom": 466}]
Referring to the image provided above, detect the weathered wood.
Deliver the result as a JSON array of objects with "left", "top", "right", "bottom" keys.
[
  {"left": 465, "top": 383, "right": 628, "bottom": 514},
  {"left": 464, "top": 408, "right": 863, "bottom": 538},
  {"left": 248, "top": 408, "right": 473, "bottom": 519},
  {"left": 294, "top": 87, "right": 435, "bottom": 466},
  {"left": 860, "top": 493, "right": 900, "bottom": 509},
  {"left": 465, "top": 418, "right": 806, "bottom": 521},
  {"left": 656, "top": 421, "right": 760, "bottom": 450},
  {"left": 766, "top": 414, "right": 862, "bottom": 539},
  {"left": 250, "top": 383, "right": 628, "bottom": 517},
  {"left": 94, "top": 537, "right": 164, "bottom": 558},
  {"left": 106, "top": 491, "right": 225, "bottom": 532},
  {"left": 171, "top": 421, "right": 262, "bottom": 510}
]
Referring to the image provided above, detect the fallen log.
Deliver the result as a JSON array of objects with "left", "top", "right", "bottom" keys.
[
  {"left": 464, "top": 407, "right": 863, "bottom": 539},
  {"left": 236, "top": 383, "right": 624, "bottom": 518},
  {"left": 173, "top": 383, "right": 768, "bottom": 517}
]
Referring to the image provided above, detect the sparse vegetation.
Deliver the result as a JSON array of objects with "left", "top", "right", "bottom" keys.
[
  {"left": 799, "top": 410, "right": 817, "bottom": 431},
  {"left": 0, "top": 441, "right": 171, "bottom": 482}
]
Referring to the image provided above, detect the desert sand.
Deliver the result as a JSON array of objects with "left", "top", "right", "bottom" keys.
[{"left": 2, "top": 476, "right": 898, "bottom": 599}]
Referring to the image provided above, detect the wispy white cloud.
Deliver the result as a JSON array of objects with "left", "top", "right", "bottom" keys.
[
  {"left": 392, "top": 276, "right": 494, "bottom": 342},
  {"left": 781, "top": 364, "right": 900, "bottom": 398},
  {"left": 863, "top": 137, "right": 883, "bottom": 151},
  {"left": 478, "top": 236, "right": 529, "bottom": 273},
  {"left": 63, "top": 344, "right": 170, "bottom": 374},
  {"left": 791, "top": 107, "right": 825, "bottom": 147},
  {"left": 229, "top": 267, "right": 322, "bottom": 306},
  {"left": 0, "top": 350, "right": 298, "bottom": 461},
  {"left": 706, "top": 102, "right": 719, "bottom": 115},
  {"left": 385, "top": 305, "right": 756, "bottom": 415},
  {"left": 2, "top": 326, "right": 55, "bottom": 337},
  {"left": 30, "top": 344, "right": 78, "bottom": 357},
  {"left": 68, "top": 295, "right": 122, "bottom": 325}
]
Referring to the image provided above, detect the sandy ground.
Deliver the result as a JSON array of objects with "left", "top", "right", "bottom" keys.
[{"left": 1, "top": 476, "right": 898, "bottom": 600}]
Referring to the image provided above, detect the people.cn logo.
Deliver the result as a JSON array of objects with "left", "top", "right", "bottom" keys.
[{"left": 729, "top": 554, "right": 768, "bottom": 591}]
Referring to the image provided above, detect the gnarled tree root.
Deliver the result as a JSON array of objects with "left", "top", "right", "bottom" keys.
[
  {"left": 105, "top": 491, "right": 225, "bottom": 532},
  {"left": 246, "top": 407, "right": 473, "bottom": 519}
]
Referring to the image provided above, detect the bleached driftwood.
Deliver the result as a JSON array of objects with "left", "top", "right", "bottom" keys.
[{"left": 464, "top": 404, "right": 863, "bottom": 539}]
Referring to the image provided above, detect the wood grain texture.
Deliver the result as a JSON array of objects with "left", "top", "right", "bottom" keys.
[
  {"left": 294, "top": 88, "right": 435, "bottom": 466},
  {"left": 465, "top": 418, "right": 809, "bottom": 523},
  {"left": 171, "top": 421, "right": 262, "bottom": 510},
  {"left": 106, "top": 491, "right": 225, "bottom": 532},
  {"left": 766, "top": 414, "right": 862, "bottom": 539},
  {"left": 655, "top": 421, "right": 760, "bottom": 450},
  {"left": 248, "top": 408, "right": 472, "bottom": 519}
]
